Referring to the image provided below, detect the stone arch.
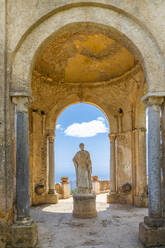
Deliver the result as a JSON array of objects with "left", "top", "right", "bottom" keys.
[
  {"left": 11, "top": 4, "right": 165, "bottom": 96},
  {"left": 46, "top": 98, "right": 113, "bottom": 133}
]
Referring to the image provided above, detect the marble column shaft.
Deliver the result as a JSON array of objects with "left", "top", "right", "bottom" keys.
[
  {"left": 13, "top": 96, "right": 30, "bottom": 221},
  {"left": 161, "top": 102, "right": 165, "bottom": 215},
  {"left": 147, "top": 97, "right": 163, "bottom": 220},
  {"left": 48, "top": 135, "right": 55, "bottom": 194},
  {"left": 109, "top": 134, "right": 116, "bottom": 193}
]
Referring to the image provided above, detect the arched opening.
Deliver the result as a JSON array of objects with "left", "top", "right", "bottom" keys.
[
  {"left": 54, "top": 103, "right": 110, "bottom": 199},
  {"left": 28, "top": 25, "right": 147, "bottom": 207},
  {"left": 10, "top": 7, "right": 165, "bottom": 245}
]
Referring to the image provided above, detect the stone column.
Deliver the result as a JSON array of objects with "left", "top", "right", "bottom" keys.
[
  {"left": 12, "top": 96, "right": 31, "bottom": 221},
  {"left": 146, "top": 97, "right": 163, "bottom": 223},
  {"left": 48, "top": 135, "right": 55, "bottom": 194},
  {"left": 11, "top": 96, "right": 38, "bottom": 248},
  {"left": 107, "top": 133, "right": 118, "bottom": 203},
  {"left": 134, "top": 128, "right": 148, "bottom": 207},
  {"left": 46, "top": 131, "right": 58, "bottom": 203},
  {"left": 139, "top": 96, "right": 165, "bottom": 247},
  {"left": 109, "top": 134, "right": 116, "bottom": 193},
  {"left": 161, "top": 102, "right": 165, "bottom": 216}
]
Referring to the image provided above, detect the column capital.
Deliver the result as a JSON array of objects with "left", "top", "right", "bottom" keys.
[
  {"left": 133, "top": 128, "right": 146, "bottom": 133},
  {"left": 108, "top": 133, "right": 116, "bottom": 143},
  {"left": 142, "top": 95, "right": 164, "bottom": 107},
  {"left": 12, "top": 96, "right": 31, "bottom": 113},
  {"left": 47, "top": 129, "right": 55, "bottom": 143},
  {"left": 48, "top": 136, "right": 55, "bottom": 143}
]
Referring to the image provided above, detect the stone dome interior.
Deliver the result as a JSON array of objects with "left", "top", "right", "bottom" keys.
[{"left": 34, "top": 31, "right": 136, "bottom": 83}]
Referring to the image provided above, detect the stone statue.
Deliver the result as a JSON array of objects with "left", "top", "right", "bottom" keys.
[{"left": 73, "top": 143, "right": 92, "bottom": 194}]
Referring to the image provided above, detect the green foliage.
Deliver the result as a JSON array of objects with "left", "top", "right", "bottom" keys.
[{"left": 71, "top": 188, "right": 76, "bottom": 195}]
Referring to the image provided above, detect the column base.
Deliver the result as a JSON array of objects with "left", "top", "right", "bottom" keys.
[
  {"left": 139, "top": 222, "right": 165, "bottom": 247},
  {"left": 144, "top": 216, "right": 164, "bottom": 227},
  {"left": 107, "top": 192, "right": 119, "bottom": 203},
  {"left": 46, "top": 193, "right": 59, "bottom": 204},
  {"left": 11, "top": 221, "right": 38, "bottom": 248},
  {"left": 134, "top": 195, "right": 148, "bottom": 207},
  {"left": 73, "top": 193, "right": 97, "bottom": 218}
]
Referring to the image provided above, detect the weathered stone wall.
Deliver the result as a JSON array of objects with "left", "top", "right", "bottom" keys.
[
  {"left": 0, "top": 0, "right": 15, "bottom": 225},
  {"left": 7, "top": 0, "right": 165, "bottom": 60},
  {"left": 0, "top": 0, "right": 7, "bottom": 222},
  {"left": 0, "top": 1, "right": 15, "bottom": 246}
]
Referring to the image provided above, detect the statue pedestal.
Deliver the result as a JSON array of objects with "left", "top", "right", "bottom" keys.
[{"left": 72, "top": 193, "right": 97, "bottom": 218}]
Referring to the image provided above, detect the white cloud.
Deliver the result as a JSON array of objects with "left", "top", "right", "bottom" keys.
[
  {"left": 56, "top": 124, "right": 61, "bottom": 129},
  {"left": 64, "top": 117, "right": 108, "bottom": 138},
  {"left": 56, "top": 124, "right": 63, "bottom": 131},
  {"left": 97, "top": 116, "right": 105, "bottom": 122}
]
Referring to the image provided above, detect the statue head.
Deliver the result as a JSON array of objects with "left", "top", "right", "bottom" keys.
[{"left": 79, "top": 143, "right": 85, "bottom": 151}]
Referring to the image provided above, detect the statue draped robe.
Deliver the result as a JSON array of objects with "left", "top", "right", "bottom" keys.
[{"left": 73, "top": 150, "right": 92, "bottom": 194}]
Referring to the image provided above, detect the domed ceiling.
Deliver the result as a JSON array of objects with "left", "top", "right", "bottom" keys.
[{"left": 34, "top": 32, "right": 135, "bottom": 83}]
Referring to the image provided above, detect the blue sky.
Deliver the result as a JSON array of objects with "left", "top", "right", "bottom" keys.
[{"left": 55, "top": 103, "right": 110, "bottom": 183}]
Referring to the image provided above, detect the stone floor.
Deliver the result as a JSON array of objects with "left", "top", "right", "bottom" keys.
[{"left": 31, "top": 194, "right": 149, "bottom": 248}]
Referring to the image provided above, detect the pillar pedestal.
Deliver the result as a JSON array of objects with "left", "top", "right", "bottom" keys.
[
  {"left": 11, "top": 221, "right": 38, "bottom": 248},
  {"left": 139, "top": 222, "right": 165, "bottom": 247},
  {"left": 46, "top": 193, "right": 58, "bottom": 204},
  {"left": 73, "top": 194, "right": 97, "bottom": 218}
]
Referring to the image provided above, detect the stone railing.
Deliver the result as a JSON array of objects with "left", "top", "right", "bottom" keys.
[
  {"left": 55, "top": 182, "right": 71, "bottom": 199},
  {"left": 92, "top": 179, "right": 110, "bottom": 195},
  {"left": 55, "top": 178, "right": 110, "bottom": 199}
]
